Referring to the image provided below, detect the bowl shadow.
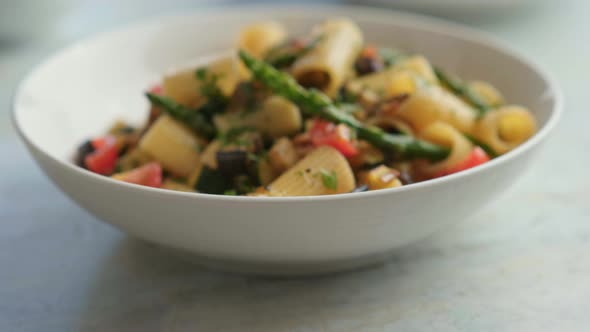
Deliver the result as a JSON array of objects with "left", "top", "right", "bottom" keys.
[{"left": 77, "top": 234, "right": 461, "bottom": 331}]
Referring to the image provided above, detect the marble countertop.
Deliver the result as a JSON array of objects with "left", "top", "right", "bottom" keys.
[{"left": 1, "top": 1, "right": 589, "bottom": 331}]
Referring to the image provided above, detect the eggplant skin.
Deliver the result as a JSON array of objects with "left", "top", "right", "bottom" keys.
[
  {"left": 216, "top": 150, "right": 249, "bottom": 177},
  {"left": 75, "top": 140, "right": 95, "bottom": 168},
  {"left": 195, "top": 166, "right": 232, "bottom": 195}
]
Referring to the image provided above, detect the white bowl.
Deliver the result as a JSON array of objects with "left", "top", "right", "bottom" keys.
[{"left": 12, "top": 4, "right": 562, "bottom": 275}]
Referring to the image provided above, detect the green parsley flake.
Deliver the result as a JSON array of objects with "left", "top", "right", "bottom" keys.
[
  {"left": 223, "top": 189, "right": 238, "bottom": 196},
  {"left": 320, "top": 169, "right": 338, "bottom": 190},
  {"left": 195, "top": 67, "right": 207, "bottom": 80}
]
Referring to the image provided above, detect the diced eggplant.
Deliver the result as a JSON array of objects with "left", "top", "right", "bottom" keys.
[
  {"left": 195, "top": 166, "right": 232, "bottom": 195},
  {"left": 75, "top": 140, "right": 95, "bottom": 168},
  {"left": 216, "top": 150, "right": 249, "bottom": 177}
]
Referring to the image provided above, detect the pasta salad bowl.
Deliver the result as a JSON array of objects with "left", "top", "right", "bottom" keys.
[{"left": 13, "top": 4, "right": 561, "bottom": 275}]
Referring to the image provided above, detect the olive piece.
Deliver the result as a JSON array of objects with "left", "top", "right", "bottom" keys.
[
  {"left": 354, "top": 56, "right": 384, "bottom": 76},
  {"left": 75, "top": 140, "right": 95, "bottom": 168}
]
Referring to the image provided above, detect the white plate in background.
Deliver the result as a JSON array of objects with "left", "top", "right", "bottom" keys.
[{"left": 358, "top": 0, "right": 538, "bottom": 17}]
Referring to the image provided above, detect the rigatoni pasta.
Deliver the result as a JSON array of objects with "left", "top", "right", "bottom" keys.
[
  {"left": 472, "top": 105, "right": 537, "bottom": 154},
  {"left": 292, "top": 18, "right": 363, "bottom": 97},
  {"left": 416, "top": 122, "right": 473, "bottom": 177},
  {"left": 163, "top": 55, "right": 242, "bottom": 107},
  {"left": 74, "top": 17, "right": 538, "bottom": 196},
  {"left": 395, "top": 85, "right": 477, "bottom": 134},
  {"left": 237, "top": 21, "right": 287, "bottom": 59}
]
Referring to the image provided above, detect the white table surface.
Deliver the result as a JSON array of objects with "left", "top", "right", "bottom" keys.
[{"left": 1, "top": 1, "right": 589, "bottom": 331}]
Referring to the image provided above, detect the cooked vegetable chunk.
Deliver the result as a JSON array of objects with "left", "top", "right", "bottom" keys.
[
  {"left": 139, "top": 115, "right": 206, "bottom": 177},
  {"left": 359, "top": 165, "right": 403, "bottom": 190},
  {"left": 111, "top": 162, "right": 163, "bottom": 188},
  {"left": 238, "top": 50, "right": 450, "bottom": 161}
]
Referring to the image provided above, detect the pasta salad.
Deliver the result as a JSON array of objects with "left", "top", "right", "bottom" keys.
[{"left": 74, "top": 18, "right": 537, "bottom": 196}]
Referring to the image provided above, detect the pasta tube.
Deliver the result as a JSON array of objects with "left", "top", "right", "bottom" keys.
[
  {"left": 292, "top": 18, "right": 363, "bottom": 97},
  {"left": 214, "top": 96, "right": 302, "bottom": 139},
  {"left": 395, "top": 55, "right": 438, "bottom": 84},
  {"left": 348, "top": 68, "right": 421, "bottom": 98},
  {"left": 395, "top": 85, "right": 477, "bottom": 134},
  {"left": 162, "top": 55, "right": 241, "bottom": 107},
  {"left": 237, "top": 21, "right": 287, "bottom": 58},
  {"left": 417, "top": 122, "right": 473, "bottom": 177},
  {"left": 267, "top": 146, "right": 355, "bottom": 196},
  {"left": 472, "top": 105, "right": 537, "bottom": 154},
  {"left": 348, "top": 55, "right": 437, "bottom": 98},
  {"left": 468, "top": 80, "right": 504, "bottom": 107}
]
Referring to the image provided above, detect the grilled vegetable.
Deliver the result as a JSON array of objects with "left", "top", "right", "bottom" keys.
[
  {"left": 111, "top": 162, "right": 163, "bottom": 188},
  {"left": 146, "top": 93, "right": 217, "bottom": 139},
  {"left": 238, "top": 50, "right": 449, "bottom": 161},
  {"left": 309, "top": 118, "right": 358, "bottom": 157},
  {"left": 434, "top": 67, "right": 491, "bottom": 115},
  {"left": 75, "top": 140, "right": 95, "bottom": 167},
  {"left": 216, "top": 150, "right": 249, "bottom": 177},
  {"left": 84, "top": 136, "right": 119, "bottom": 175},
  {"left": 195, "top": 166, "right": 233, "bottom": 194}
]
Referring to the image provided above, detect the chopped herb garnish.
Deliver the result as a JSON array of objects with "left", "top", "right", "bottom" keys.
[
  {"left": 195, "top": 67, "right": 226, "bottom": 102},
  {"left": 246, "top": 152, "right": 259, "bottom": 163},
  {"left": 239, "top": 82, "right": 259, "bottom": 116},
  {"left": 223, "top": 189, "right": 238, "bottom": 196},
  {"left": 319, "top": 169, "right": 338, "bottom": 190},
  {"left": 234, "top": 174, "right": 257, "bottom": 194},
  {"left": 193, "top": 144, "right": 204, "bottom": 153},
  {"left": 218, "top": 126, "right": 257, "bottom": 146},
  {"left": 195, "top": 67, "right": 207, "bottom": 80},
  {"left": 265, "top": 35, "right": 323, "bottom": 68},
  {"left": 113, "top": 164, "right": 123, "bottom": 174},
  {"left": 335, "top": 88, "right": 358, "bottom": 104}
]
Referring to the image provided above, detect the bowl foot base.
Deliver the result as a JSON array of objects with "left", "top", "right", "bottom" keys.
[{"left": 145, "top": 241, "right": 396, "bottom": 277}]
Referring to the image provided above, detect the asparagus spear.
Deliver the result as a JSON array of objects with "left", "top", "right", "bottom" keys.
[
  {"left": 146, "top": 93, "right": 216, "bottom": 139},
  {"left": 238, "top": 50, "right": 449, "bottom": 161},
  {"left": 265, "top": 36, "right": 322, "bottom": 68},
  {"left": 434, "top": 67, "right": 491, "bottom": 115}
]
